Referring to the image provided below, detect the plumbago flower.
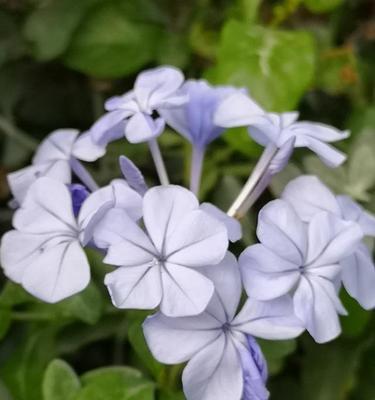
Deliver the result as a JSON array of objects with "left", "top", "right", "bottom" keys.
[
  {"left": 214, "top": 92, "right": 349, "bottom": 167},
  {"left": 94, "top": 185, "right": 229, "bottom": 317},
  {"left": 239, "top": 199, "right": 363, "bottom": 343},
  {"left": 8, "top": 129, "right": 104, "bottom": 204},
  {"left": 144, "top": 252, "right": 303, "bottom": 400},
  {"left": 90, "top": 66, "right": 186, "bottom": 145},
  {"left": 282, "top": 175, "right": 375, "bottom": 309},
  {"left": 0, "top": 177, "right": 142, "bottom": 302}
]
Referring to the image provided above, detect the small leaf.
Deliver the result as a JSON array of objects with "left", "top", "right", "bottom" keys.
[
  {"left": 77, "top": 366, "right": 154, "bottom": 400},
  {"left": 212, "top": 21, "right": 316, "bottom": 111},
  {"left": 303, "top": 0, "right": 343, "bottom": 13},
  {"left": 42, "top": 359, "right": 81, "bottom": 400},
  {"left": 0, "top": 307, "right": 11, "bottom": 340},
  {"left": 64, "top": 1, "right": 163, "bottom": 78}
]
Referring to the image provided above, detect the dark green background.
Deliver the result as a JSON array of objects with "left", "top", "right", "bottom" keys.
[{"left": 0, "top": 0, "right": 374, "bottom": 399}]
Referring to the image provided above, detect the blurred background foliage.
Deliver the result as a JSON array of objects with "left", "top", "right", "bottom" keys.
[{"left": 0, "top": 0, "right": 374, "bottom": 399}]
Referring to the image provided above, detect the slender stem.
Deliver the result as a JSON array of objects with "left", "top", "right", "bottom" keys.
[
  {"left": 0, "top": 115, "right": 38, "bottom": 150},
  {"left": 227, "top": 144, "right": 278, "bottom": 219},
  {"left": 70, "top": 157, "right": 99, "bottom": 192},
  {"left": 190, "top": 146, "right": 205, "bottom": 196},
  {"left": 148, "top": 138, "right": 170, "bottom": 185}
]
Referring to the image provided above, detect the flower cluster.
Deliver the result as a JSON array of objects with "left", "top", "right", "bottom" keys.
[{"left": 1, "top": 66, "right": 373, "bottom": 400}]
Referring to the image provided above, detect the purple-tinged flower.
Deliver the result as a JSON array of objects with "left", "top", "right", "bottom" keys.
[
  {"left": 119, "top": 155, "right": 148, "bottom": 196},
  {"left": 239, "top": 199, "right": 363, "bottom": 343},
  {"left": 68, "top": 184, "right": 90, "bottom": 217},
  {"left": 0, "top": 176, "right": 141, "bottom": 303},
  {"left": 160, "top": 80, "right": 241, "bottom": 194},
  {"left": 214, "top": 92, "right": 349, "bottom": 167},
  {"left": 8, "top": 129, "right": 104, "bottom": 205},
  {"left": 143, "top": 253, "right": 303, "bottom": 400},
  {"left": 94, "top": 185, "right": 228, "bottom": 317},
  {"left": 90, "top": 66, "right": 186, "bottom": 145},
  {"left": 282, "top": 175, "right": 375, "bottom": 309}
]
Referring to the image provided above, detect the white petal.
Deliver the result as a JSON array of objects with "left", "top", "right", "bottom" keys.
[
  {"left": 182, "top": 335, "right": 243, "bottom": 400},
  {"left": 306, "top": 212, "right": 363, "bottom": 267},
  {"left": 78, "top": 180, "right": 142, "bottom": 232},
  {"left": 341, "top": 244, "right": 375, "bottom": 309},
  {"left": 233, "top": 296, "right": 304, "bottom": 340},
  {"left": 239, "top": 244, "right": 300, "bottom": 301},
  {"left": 337, "top": 195, "right": 375, "bottom": 236},
  {"left": 159, "top": 104, "right": 190, "bottom": 139},
  {"left": 143, "top": 185, "right": 198, "bottom": 252},
  {"left": 33, "top": 129, "right": 79, "bottom": 164},
  {"left": 22, "top": 240, "right": 90, "bottom": 303},
  {"left": 293, "top": 276, "right": 342, "bottom": 343},
  {"left": 89, "top": 110, "right": 128, "bottom": 144},
  {"left": 143, "top": 312, "right": 222, "bottom": 364},
  {"left": 72, "top": 131, "right": 106, "bottom": 161},
  {"left": 13, "top": 177, "right": 78, "bottom": 234},
  {"left": 200, "top": 252, "right": 242, "bottom": 321},
  {"left": 125, "top": 112, "right": 164, "bottom": 143},
  {"left": 95, "top": 209, "right": 155, "bottom": 264},
  {"left": 200, "top": 203, "right": 242, "bottom": 242},
  {"left": 0, "top": 230, "right": 50, "bottom": 283},
  {"left": 291, "top": 122, "right": 349, "bottom": 143},
  {"left": 160, "top": 263, "right": 214, "bottom": 317},
  {"left": 257, "top": 199, "right": 307, "bottom": 265},
  {"left": 105, "top": 263, "right": 162, "bottom": 309},
  {"left": 134, "top": 66, "right": 184, "bottom": 111},
  {"left": 304, "top": 137, "right": 347, "bottom": 167},
  {"left": 7, "top": 161, "right": 71, "bottom": 205},
  {"left": 165, "top": 210, "right": 228, "bottom": 267},
  {"left": 213, "top": 92, "right": 264, "bottom": 128},
  {"left": 282, "top": 175, "right": 340, "bottom": 222}
]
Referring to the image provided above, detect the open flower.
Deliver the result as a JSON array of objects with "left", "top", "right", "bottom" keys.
[
  {"left": 8, "top": 129, "right": 104, "bottom": 204},
  {"left": 282, "top": 175, "right": 375, "bottom": 309},
  {"left": 0, "top": 177, "right": 141, "bottom": 302},
  {"left": 214, "top": 92, "right": 349, "bottom": 167},
  {"left": 94, "top": 185, "right": 228, "bottom": 317},
  {"left": 143, "top": 252, "right": 303, "bottom": 400},
  {"left": 90, "top": 66, "right": 186, "bottom": 145},
  {"left": 239, "top": 199, "right": 363, "bottom": 343}
]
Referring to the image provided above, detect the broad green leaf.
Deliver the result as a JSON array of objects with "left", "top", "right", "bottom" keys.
[
  {"left": 42, "top": 359, "right": 80, "bottom": 400},
  {"left": 23, "top": 0, "right": 101, "bottom": 60},
  {"left": 0, "top": 282, "right": 34, "bottom": 307},
  {"left": 56, "top": 282, "right": 103, "bottom": 325},
  {"left": 157, "top": 34, "right": 190, "bottom": 69},
  {"left": 0, "top": 307, "right": 11, "bottom": 340},
  {"left": 349, "top": 107, "right": 375, "bottom": 137},
  {"left": 128, "top": 318, "right": 164, "bottom": 379},
  {"left": 303, "top": 0, "right": 343, "bottom": 13},
  {"left": 77, "top": 366, "right": 154, "bottom": 400},
  {"left": 258, "top": 339, "right": 297, "bottom": 375},
  {"left": 0, "top": 328, "right": 57, "bottom": 400},
  {"left": 340, "top": 291, "right": 371, "bottom": 338},
  {"left": 158, "top": 390, "right": 185, "bottom": 400},
  {"left": 212, "top": 20, "right": 316, "bottom": 111},
  {"left": 64, "top": 1, "right": 163, "bottom": 78},
  {"left": 222, "top": 127, "right": 262, "bottom": 157},
  {"left": 301, "top": 337, "right": 364, "bottom": 400}
]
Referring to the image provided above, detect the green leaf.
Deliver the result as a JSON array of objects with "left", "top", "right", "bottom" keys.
[
  {"left": 300, "top": 337, "right": 364, "bottom": 400},
  {"left": 0, "top": 379, "right": 12, "bottom": 400},
  {"left": 212, "top": 20, "right": 316, "bottom": 111},
  {"left": 0, "top": 307, "right": 11, "bottom": 340},
  {"left": 64, "top": 1, "right": 163, "bottom": 78},
  {"left": 77, "top": 366, "right": 154, "bottom": 400},
  {"left": 258, "top": 339, "right": 297, "bottom": 375},
  {"left": 128, "top": 318, "right": 164, "bottom": 379},
  {"left": 303, "top": 0, "right": 343, "bottom": 13},
  {"left": 0, "top": 328, "right": 57, "bottom": 400},
  {"left": 55, "top": 282, "right": 103, "bottom": 325},
  {"left": 340, "top": 290, "right": 371, "bottom": 338},
  {"left": 42, "top": 359, "right": 81, "bottom": 400},
  {"left": 0, "top": 282, "right": 34, "bottom": 307},
  {"left": 222, "top": 127, "right": 262, "bottom": 157},
  {"left": 158, "top": 389, "right": 185, "bottom": 400},
  {"left": 23, "top": 0, "right": 101, "bottom": 60}
]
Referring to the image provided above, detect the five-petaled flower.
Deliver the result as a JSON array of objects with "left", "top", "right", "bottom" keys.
[
  {"left": 144, "top": 252, "right": 303, "bottom": 400},
  {"left": 282, "top": 175, "right": 375, "bottom": 310},
  {"left": 239, "top": 199, "right": 363, "bottom": 343},
  {"left": 94, "top": 185, "right": 229, "bottom": 317}
]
